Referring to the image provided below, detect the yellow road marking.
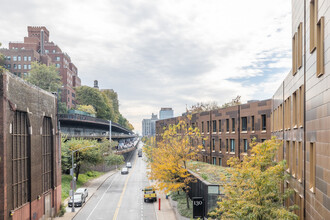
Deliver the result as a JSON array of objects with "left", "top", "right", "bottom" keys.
[{"left": 112, "top": 156, "right": 138, "bottom": 220}]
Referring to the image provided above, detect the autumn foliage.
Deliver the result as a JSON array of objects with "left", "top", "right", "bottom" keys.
[
  {"left": 210, "top": 137, "right": 298, "bottom": 220},
  {"left": 147, "top": 116, "right": 204, "bottom": 199}
]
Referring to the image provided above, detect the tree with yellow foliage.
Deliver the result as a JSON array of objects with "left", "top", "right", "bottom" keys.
[
  {"left": 147, "top": 116, "right": 203, "bottom": 209},
  {"left": 210, "top": 137, "right": 298, "bottom": 220}
]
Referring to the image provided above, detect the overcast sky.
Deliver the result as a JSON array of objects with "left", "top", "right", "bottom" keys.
[{"left": 0, "top": 0, "right": 292, "bottom": 134}]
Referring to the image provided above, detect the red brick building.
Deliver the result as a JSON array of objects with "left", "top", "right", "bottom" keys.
[
  {"left": 0, "top": 26, "right": 81, "bottom": 109},
  {"left": 0, "top": 71, "right": 61, "bottom": 220},
  {"left": 156, "top": 99, "right": 271, "bottom": 166}
]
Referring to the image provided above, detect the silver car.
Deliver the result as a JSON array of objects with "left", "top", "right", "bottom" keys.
[
  {"left": 68, "top": 194, "right": 83, "bottom": 207},
  {"left": 76, "top": 188, "right": 88, "bottom": 201}
]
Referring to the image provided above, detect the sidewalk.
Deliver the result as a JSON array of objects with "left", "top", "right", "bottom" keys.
[
  {"left": 55, "top": 169, "right": 118, "bottom": 220},
  {"left": 153, "top": 191, "right": 177, "bottom": 220}
]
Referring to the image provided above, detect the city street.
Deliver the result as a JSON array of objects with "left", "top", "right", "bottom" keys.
[{"left": 73, "top": 142, "right": 157, "bottom": 220}]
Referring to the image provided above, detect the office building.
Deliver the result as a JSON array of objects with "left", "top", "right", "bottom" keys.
[
  {"left": 159, "top": 107, "right": 173, "bottom": 120},
  {"left": 0, "top": 26, "right": 81, "bottom": 109},
  {"left": 142, "top": 113, "right": 158, "bottom": 137}
]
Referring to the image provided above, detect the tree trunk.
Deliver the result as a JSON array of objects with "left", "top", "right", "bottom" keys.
[{"left": 186, "top": 190, "right": 190, "bottom": 209}]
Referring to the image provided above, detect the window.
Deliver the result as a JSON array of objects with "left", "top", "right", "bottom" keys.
[
  {"left": 298, "top": 23, "right": 302, "bottom": 69},
  {"left": 298, "top": 142, "right": 303, "bottom": 181},
  {"left": 207, "top": 121, "right": 210, "bottom": 133},
  {"left": 310, "top": 0, "right": 317, "bottom": 53},
  {"left": 251, "top": 116, "right": 255, "bottom": 131},
  {"left": 218, "top": 120, "right": 221, "bottom": 132},
  {"left": 232, "top": 118, "right": 235, "bottom": 132},
  {"left": 292, "top": 141, "right": 296, "bottom": 177},
  {"left": 261, "top": 114, "right": 266, "bottom": 130},
  {"left": 241, "top": 117, "right": 247, "bottom": 131},
  {"left": 212, "top": 139, "right": 215, "bottom": 151},
  {"left": 17, "top": 56, "right": 21, "bottom": 61},
  {"left": 226, "top": 119, "right": 229, "bottom": 132},
  {"left": 243, "top": 139, "right": 248, "bottom": 153},
  {"left": 28, "top": 56, "right": 31, "bottom": 61},
  {"left": 56, "top": 56, "right": 60, "bottom": 61},
  {"left": 45, "top": 50, "right": 49, "bottom": 53},
  {"left": 212, "top": 120, "right": 216, "bottom": 132},
  {"left": 286, "top": 141, "right": 290, "bottom": 172},
  {"left": 202, "top": 122, "right": 204, "bottom": 133},
  {"left": 12, "top": 111, "right": 30, "bottom": 209},
  {"left": 52, "top": 50, "right": 56, "bottom": 53},
  {"left": 292, "top": 32, "right": 298, "bottom": 75},
  {"left": 18, "top": 64, "right": 21, "bottom": 70},
  {"left": 285, "top": 96, "right": 291, "bottom": 129},
  {"left": 56, "top": 63, "right": 61, "bottom": 68},
  {"left": 7, "top": 64, "right": 11, "bottom": 68},
  {"left": 42, "top": 117, "right": 53, "bottom": 192},
  {"left": 14, "top": 64, "right": 17, "bottom": 69},
  {"left": 7, "top": 56, "right": 11, "bottom": 60},
  {"left": 213, "top": 157, "right": 216, "bottom": 165},
  {"left": 309, "top": 142, "right": 315, "bottom": 192},
  {"left": 13, "top": 56, "right": 17, "bottom": 61},
  {"left": 230, "top": 139, "right": 235, "bottom": 152},
  {"left": 261, "top": 139, "right": 266, "bottom": 142},
  {"left": 67, "top": 90, "right": 70, "bottom": 94},
  {"left": 23, "top": 56, "right": 27, "bottom": 61},
  {"left": 293, "top": 91, "right": 297, "bottom": 127},
  {"left": 202, "top": 140, "right": 205, "bottom": 147},
  {"left": 316, "top": 17, "right": 324, "bottom": 77},
  {"left": 226, "top": 139, "right": 229, "bottom": 152},
  {"left": 299, "top": 86, "right": 304, "bottom": 127},
  {"left": 219, "top": 158, "right": 222, "bottom": 166},
  {"left": 72, "top": 93, "right": 75, "bottom": 98},
  {"left": 23, "top": 64, "right": 27, "bottom": 69},
  {"left": 219, "top": 139, "right": 222, "bottom": 152}
]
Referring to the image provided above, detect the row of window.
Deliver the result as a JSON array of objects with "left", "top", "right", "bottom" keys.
[
  {"left": 285, "top": 141, "right": 315, "bottom": 192},
  {"left": 6, "top": 55, "right": 32, "bottom": 62},
  {"left": 201, "top": 115, "right": 266, "bottom": 133},
  {"left": 11, "top": 111, "right": 54, "bottom": 209},
  {"left": 208, "top": 138, "right": 266, "bottom": 154},
  {"left": 45, "top": 49, "right": 57, "bottom": 54},
  {"left": 272, "top": 85, "right": 304, "bottom": 132},
  {"left": 6, "top": 64, "right": 32, "bottom": 70},
  {"left": 13, "top": 72, "right": 29, "bottom": 78}
]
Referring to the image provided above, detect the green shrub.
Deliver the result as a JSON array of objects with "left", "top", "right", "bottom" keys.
[{"left": 57, "top": 203, "right": 66, "bottom": 217}]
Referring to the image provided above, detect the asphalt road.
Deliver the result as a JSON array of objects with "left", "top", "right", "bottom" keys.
[{"left": 74, "top": 142, "right": 157, "bottom": 220}]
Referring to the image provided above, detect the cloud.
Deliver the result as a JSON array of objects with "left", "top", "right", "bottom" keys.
[{"left": 0, "top": 0, "right": 292, "bottom": 134}]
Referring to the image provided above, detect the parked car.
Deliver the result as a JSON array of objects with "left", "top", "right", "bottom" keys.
[
  {"left": 75, "top": 188, "right": 88, "bottom": 201},
  {"left": 121, "top": 167, "right": 129, "bottom": 175},
  {"left": 126, "top": 162, "right": 132, "bottom": 168},
  {"left": 68, "top": 194, "right": 84, "bottom": 207}
]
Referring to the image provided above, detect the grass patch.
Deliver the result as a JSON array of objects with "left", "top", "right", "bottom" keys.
[
  {"left": 61, "top": 171, "right": 104, "bottom": 202},
  {"left": 170, "top": 191, "right": 193, "bottom": 219}
]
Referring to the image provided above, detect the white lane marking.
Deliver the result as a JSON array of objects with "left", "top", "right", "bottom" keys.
[{"left": 86, "top": 173, "right": 120, "bottom": 220}]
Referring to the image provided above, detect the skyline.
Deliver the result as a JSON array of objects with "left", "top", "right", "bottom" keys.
[{"left": 0, "top": 0, "right": 292, "bottom": 134}]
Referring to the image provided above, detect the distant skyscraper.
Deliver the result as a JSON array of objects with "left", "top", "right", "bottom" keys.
[
  {"left": 142, "top": 113, "right": 158, "bottom": 137},
  {"left": 159, "top": 107, "right": 173, "bottom": 120}
]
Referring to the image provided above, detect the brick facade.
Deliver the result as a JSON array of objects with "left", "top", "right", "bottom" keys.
[
  {"left": 156, "top": 99, "right": 271, "bottom": 167},
  {"left": 0, "top": 71, "right": 61, "bottom": 220},
  {"left": 0, "top": 26, "right": 81, "bottom": 109}
]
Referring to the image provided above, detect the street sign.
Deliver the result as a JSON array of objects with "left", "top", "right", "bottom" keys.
[
  {"left": 193, "top": 197, "right": 204, "bottom": 219},
  {"left": 69, "top": 190, "right": 73, "bottom": 196}
]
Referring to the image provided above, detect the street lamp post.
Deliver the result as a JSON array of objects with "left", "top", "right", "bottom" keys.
[
  {"left": 109, "top": 120, "right": 112, "bottom": 147},
  {"left": 70, "top": 145, "right": 96, "bottom": 212}
]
